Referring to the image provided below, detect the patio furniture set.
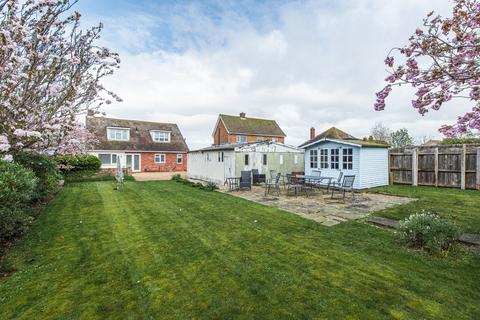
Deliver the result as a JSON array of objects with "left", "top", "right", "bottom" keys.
[{"left": 226, "top": 169, "right": 356, "bottom": 199}]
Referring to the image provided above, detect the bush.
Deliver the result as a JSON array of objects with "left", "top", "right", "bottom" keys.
[
  {"left": 13, "top": 151, "right": 60, "bottom": 200},
  {"left": 55, "top": 154, "right": 102, "bottom": 181},
  {"left": 171, "top": 173, "right": 182, "bottom": 181},
  {"left": 204, "top": 182, "right": 218, "bottom": 191},
  {"left": 0, "top": 160, "right": 38, "bottom": 241},
  {"left": 396, "top": 211, "right": 459, "bottom": 254},
  {"left": 55, "top": 154, "right": 101, "bottom": 172}
]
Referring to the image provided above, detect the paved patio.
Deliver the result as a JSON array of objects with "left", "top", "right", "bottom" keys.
[
  {"left": 221, "top": 186, "right": 413, "bottom": 226},
  {"left": 132, "top": 171, "right": 187, "bottom": 181}
]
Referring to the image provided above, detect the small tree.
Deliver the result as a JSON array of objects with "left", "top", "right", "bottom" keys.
[
  {"left": 370, "top": 123, "right": 391, "bottom": 142},
  {"left": 389, "top": 128, "right": 414, "bottom": 148},
  {"left": 0, "top": 0, "right": 120, "bottom": 157},
  {"left": 374, "top": 0, "right": 480, "bottom": 137}
]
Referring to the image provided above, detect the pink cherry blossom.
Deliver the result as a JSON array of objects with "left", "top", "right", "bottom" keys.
[
  {"left": 375, "top": 0, "right": 480, "bottom": 137},
  {"left": 0, "top": 0, "right": 120, "bottom": 155}
]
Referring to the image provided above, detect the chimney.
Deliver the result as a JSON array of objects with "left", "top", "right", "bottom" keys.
[
  {"left": 239, "top": 112, "right": 246, "bottom": 119},
  {"left": 310, "top": 127, "right": 315, "bottom": 139}
]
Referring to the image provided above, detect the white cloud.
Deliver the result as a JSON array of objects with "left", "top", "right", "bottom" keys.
[{"left": 91, "top": 0, "right": 471, "bottom": 149}]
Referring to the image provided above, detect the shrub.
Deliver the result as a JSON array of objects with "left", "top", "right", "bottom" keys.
[
  {"left": 396, "top": 211, "right": 459, "bottom": 254},
  {"left": 13, "top": 151, "right": 60, "bottom": 200},
  {"left": 0, "top": 160, "right": 37, "bottom": 241},
  {"left": 55, "top": 154, "right": 102, "bottom": 181},
  {"left": 171, "top": 174, "right": 182, "bottom": 181},
  {"left": 55, "top": 154, "right": 101, "bottom": 172},
  {"left": 204, "top": 182, "right": 218, "bottom": 191}
]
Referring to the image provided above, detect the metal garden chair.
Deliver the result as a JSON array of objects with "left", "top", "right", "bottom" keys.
[
  {"left": 331, "top": 175, "right": 355, "bottom": 200},
  {"left": 240, "top": 171, "right": 252, "bottom": 190},
  {"left": 265, "top": 172, "right": 281, "bottom": 196}
]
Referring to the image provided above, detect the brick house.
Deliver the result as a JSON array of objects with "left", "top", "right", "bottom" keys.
[
  {"left": 212, "top": 112, "right": 286, "bottom": 145},
  {"left": 86, "top": 116, "right": 188, "bottom": 173}
]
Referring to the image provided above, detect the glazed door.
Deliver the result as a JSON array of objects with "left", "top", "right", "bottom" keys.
[{"left": 126, "top": 154, "right": 141, "bottom": 172}]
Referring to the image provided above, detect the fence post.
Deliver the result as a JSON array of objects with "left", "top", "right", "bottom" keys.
[
  {"left": 476, "top": 147, "right": 480, "bottom": 190},
  {"left": 461, "top": 144, "right": 466, "bottom": 190},
  {"left": 412, "top": 148, "right": 418, "bottom": 186},
  {"left": 434, "top": 147, "right": 439, "bottom": 187}
]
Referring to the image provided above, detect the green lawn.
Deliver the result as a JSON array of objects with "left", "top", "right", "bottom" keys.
[
  {"left": 0, "top": 181, "right": 479, "bottom": 319},
  {"left": 368, "top": 185, "right": 480, "bottom": 233}
]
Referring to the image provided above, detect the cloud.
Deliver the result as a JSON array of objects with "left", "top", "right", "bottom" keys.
[{"left": 87, "top": 0, "right": 470, "bottom": 149}]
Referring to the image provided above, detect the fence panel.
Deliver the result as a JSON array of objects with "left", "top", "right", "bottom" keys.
[{"left": 389, "top": 145, "right": 480, "bottom": 190}]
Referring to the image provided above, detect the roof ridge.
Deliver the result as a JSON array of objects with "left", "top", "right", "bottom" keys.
[{"left": 88, "top": 115, "right": 178, "bottom": 127}]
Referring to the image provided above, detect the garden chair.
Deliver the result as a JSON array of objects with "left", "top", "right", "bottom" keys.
[
  {"left": 252, "top": 169, "right": 266, "bottom": 184},
  {"left": 265, "top": 172, "right": 281, "bottom": 196},
  {"left": 329, "top": 172, "right": 344, "bottom": 189},
  {"left": 286, "top": 173, "right": 303, "bottom": 197},
  {"left": 269, "top": 170, "right": 277, "bottom": 180},
  {"left": 331, "top": 175, "right": 355, "bottom": 200},
  {"left": 240, "top": 171, "right": 252, "bottom": 190}
]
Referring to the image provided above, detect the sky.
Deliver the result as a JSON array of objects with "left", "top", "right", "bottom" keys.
[{"left": 75, "top": 0, "right": 469, "bottom": 149}]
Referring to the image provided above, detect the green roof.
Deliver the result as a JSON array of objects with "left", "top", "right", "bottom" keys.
[{"left": 219, "top": 114, "right": 286, "bottom": 137}]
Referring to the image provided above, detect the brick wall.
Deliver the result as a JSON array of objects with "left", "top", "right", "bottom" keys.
[
  {"left": 135, "top": 152, "right": 187, "bottom": 172},
  {"left": 227, "top": 135, "right": 285, "bottom": 144},
  {"left": 214, "top": 121, "right": 229, "bottom": 145}
]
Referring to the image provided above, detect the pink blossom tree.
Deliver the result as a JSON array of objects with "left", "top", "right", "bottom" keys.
[
  {"left": 0, "top": 0, "right": 120, "bottom": 158},
  {"left": 375, "top": 0, "right": 480, "bottom": 137}
]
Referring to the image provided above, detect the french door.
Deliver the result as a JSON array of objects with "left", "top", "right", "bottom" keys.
[{"left": 126, "top": 154, "right": 141, "bottom": 172}]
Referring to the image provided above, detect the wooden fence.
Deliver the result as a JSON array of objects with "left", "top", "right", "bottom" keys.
[{"left": 389, "top": 144, "right": 480, "bottom": 190}]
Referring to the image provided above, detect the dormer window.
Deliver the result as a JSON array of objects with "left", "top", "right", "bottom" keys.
[
  {"left": 151, "top": 130, "right": 171, "bottom": 143},
  {"left": 107, "top": 127, "right": 129, "bottom": 141}
]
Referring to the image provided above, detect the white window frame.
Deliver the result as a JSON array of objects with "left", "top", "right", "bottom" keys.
[
  {"left": 262, "top": 154, "right": 267, "bottom": 165},
  {"left": 236, "top": 135, "right": 247, "bottom": 143},
  {"left": 177, "top": 154, "right": 183, "bottom": 164},
  {"left": 107, "top": 127, "right": 130, "bottom": 141},
  {"left": 330, "top": 148, "right": 340, "bottom": 169},
  {"left": 309, "top": 149, "right": 318, "bottom": 169},
  {"left": 279, "top": 154, "right": 284, "bottom": 165},
  {"left": 154, "top": 154, "right": 166, "bottom": 164},
  {"left": 98, "top": 153, "right": 117, "bottom": 165},
  {"left": 342, "top": 148, "right": 353, "bottom": 170},
  {"left": 271, "top": 138, "right": 278, "bottom": 142},
  {"left": 244, "top": 154, "right": 249, "bottom": 165},
  {"left": 151, "top": 130, "right": 171, "bottom": 143},
  {"left": 218, "top": 152, "right": 224, "bottom": 162},
  {"left": 294, "top": 154, "right": 298, "bottom": 164},
  {"left": 320, "top": 149, "right": 329, "bottom": 169},
  {"left": 206, "top": 153, "right": 211, "bottom": 161}
]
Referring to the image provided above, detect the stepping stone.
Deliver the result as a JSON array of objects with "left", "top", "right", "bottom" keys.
[
  {"left": 367, "top": 217, "right": 399, "bottom": 229},
  {"left": 459, "top": 233, "right": 480, "bottom": 246}
]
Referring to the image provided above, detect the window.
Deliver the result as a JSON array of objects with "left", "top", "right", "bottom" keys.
[
  {"left": 177, "top": 154, "right": 183, "bottom": 164},
  {"left": 154, "top": 154, "right": 165, "bottom": 163},
  {"left": 294, "top": 154, "right": 298, "bottom": 164},
  {"left": 256, "top": 137, "right": 266, "bottom": 142},
  {"left": 309, "top": 149, "right": 318, "bottom": 168},
  {"left": 99, "top": 153, "right": 117, "bottom": 165},
  {"left": 279, "top": 154, "right": 284, "bottom": 165},
  {"left": 107, "top": 128, "right": 129, "bottom": 141},
  {"left": 151, "top": 130, "right": 171, "bottom": 143},
  {"left": 262, "top": 154, "right": 268, "bottom": 165},
  {"left": 218, "top": 152, "right": 224, "bottom": 162},
  {"left": 244, "top": 154, "right": 249, "bottom": 165},
  {"left": 320, "top": 149, "right": 329, "bottom": 169},
  {"left": 271, "top": 138, "right": 278, "bottom": 142},
  {"left": 236, "top": 135, "right": 247, "bottom": 143},
  {"left": 330, "top": 148, "right": 340, "bottom": 169},
  {"left": 342, "top": 148, "right": 353, "bottom": 170}
]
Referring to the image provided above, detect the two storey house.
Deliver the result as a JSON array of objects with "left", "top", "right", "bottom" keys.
[{"left": 86, "top": 116, "right": 189, "bottom": 173}]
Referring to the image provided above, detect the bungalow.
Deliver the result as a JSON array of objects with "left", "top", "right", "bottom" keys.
[
  {"left": 188, "top": 141, "right": 304, "bottom": 185},
  {"left": 86, "top": 116, "right": 189, "bottom": 173},
  {"left": 299, "top": 127, "right": 389, "bottom": 189}
]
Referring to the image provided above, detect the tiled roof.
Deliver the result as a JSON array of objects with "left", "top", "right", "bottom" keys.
[
  {"left": 299, "top": 127, "right": 389, "bottom": 148},
  {"left": 219, "top": 114, "right": 286, "bottom": 137},
  {"left": 86, "top": 116, "right": 189, "bottom": 152}
]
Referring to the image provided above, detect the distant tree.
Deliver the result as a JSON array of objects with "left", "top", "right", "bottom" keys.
[
  {"left": 370, "top": 123, "right": 391, "bottom": 142},
  {"left": 0, "top": 0, "right": 121, "bottom": 158},
  {"left": 374, "top": 0, "right": 480, "bottom": 137},
  {"left": 389, "top": 128, "right": 414, "bottom": 148}
]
